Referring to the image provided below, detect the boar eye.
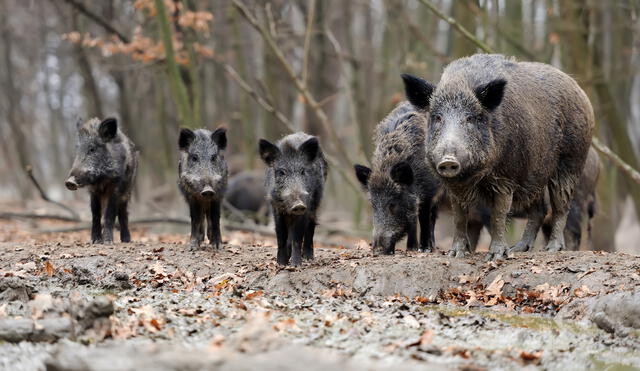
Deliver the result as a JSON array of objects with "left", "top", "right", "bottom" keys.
[
  {"left": 88, "top": 147, "right": 96, "bottom": 154},
  {"left": 190, "top": 154, "right": 199, "bottom": 162},
  {"left": 210, "top": 154, "right": 216, "bottom": 162},
  {"left": 300, "top": 169, "right": 306, "bottom": 176},
  {"left": 388, "top": 204, "right": 397, "bottom": 214},
  {"left": 431, "top": 114, "right": 442, "bottom": 123},
  {"left": 275, "top": 169, "right": 286, "bottom": 177}
]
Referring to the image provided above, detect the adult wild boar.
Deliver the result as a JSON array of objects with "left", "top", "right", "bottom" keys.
[
  {"left": 402, "top": 54, "right": 594, "bottom": 260},
  {"left": 178, "top": 128, "right": 228, "bottom": 250},
  {"left": 259, "top": 133, "right": 327, "bottom": 267},
  {"left": 354, "top": 102, "right": 440, "bottom": 255},
  {"left": 65, "top": 117, "right": 138, "bottom": 244}
]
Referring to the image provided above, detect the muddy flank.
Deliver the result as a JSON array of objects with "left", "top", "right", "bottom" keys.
[{"left": 1, "top": 231, "right": 639, "bottom": 370}]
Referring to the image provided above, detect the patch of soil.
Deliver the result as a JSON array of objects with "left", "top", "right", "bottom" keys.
[{"left": 1, "top": 230, "right": 639, "bottom": 370}]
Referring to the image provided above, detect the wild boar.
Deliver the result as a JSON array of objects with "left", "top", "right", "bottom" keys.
[
  {"left": 65, "top": 117, "right": 138, "bottom": 244},
  {"left": 178, "top": 128, "right": 228, "bottom": 250},
  {"left": 402, "top": 54, "right": 594, "bottom": 260},
  {"left": 354, "top": 102, "right": 440, "bottom": 255},
  {"left": 259, "top": 133, "right": 327, "bottom": 267}
]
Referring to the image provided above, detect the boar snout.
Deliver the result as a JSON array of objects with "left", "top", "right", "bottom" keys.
[
  {"left": 436, "top": 155, "right": 461, "bottom": 177},
  {"left": 372, "top": 234, "right": 395, "bottom": 256},
  {"left": 290, "top": 201, "right": 307, "bottom": 215},
  {"left": 200, "top": 185, "right": 215, "bottom": 198},
  {"left": 65, "top": 176, "right": 79, "bottom": 191}
]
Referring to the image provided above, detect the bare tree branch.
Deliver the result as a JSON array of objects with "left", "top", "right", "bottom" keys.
[
  {"left": 24, "top": 165, "right": 80, "bottom": 220},
  {"left": 213, "top": 57, "right": 363, "bottom": 192},
  {"left": 416, "top": 0, "right": 493, "bottom": 53},
  {"left": 232, "top": 0, "right": 356, "bottom": 171},
  {"left": 301, "top": 0, "right": 317, "bottom": 86},
  {"left": 592, "top": 137, "right": 640, "bottom": 185},
  {"left": 58, "top": 0, "right": 129, "bottom": 43}
]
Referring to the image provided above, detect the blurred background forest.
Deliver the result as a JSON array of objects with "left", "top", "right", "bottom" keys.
[{"left": 0, "top": 0, "right": 639, "bottom": 252}]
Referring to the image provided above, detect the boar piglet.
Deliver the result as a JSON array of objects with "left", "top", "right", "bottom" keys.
[
  {"left": 225, "top": 171, "right": 269, "bottom": 224},
  {"left": 403, "top": 54, "right": 594, "bottom": 260},
  {"left": 259, "top": 133, "right": 327, "bottom": 267},
  {"left": 354, "top": 102, "right": 440, "bottom": 255},
  {"left": 65, "top": 117, "right": 138, "bottom": 244},
  {"left": 178, "top": 128, "right": 228, "bottom": 250}
]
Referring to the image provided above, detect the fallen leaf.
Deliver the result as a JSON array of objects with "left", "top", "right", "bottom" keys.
[
  {"left": 486, "top": 274, "right": 505, "bottom": 296},
  {"left": 44, "top": 261, "right": 55, "bottom": 277},
  {"left": 520, "top": 350, "right": 543, "bottom": 364}
]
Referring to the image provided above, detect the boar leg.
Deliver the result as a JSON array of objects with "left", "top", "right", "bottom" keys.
[
  {"left": 117, "top": 200, "right": 131, "bottom": 243},
  {"left": 510, "top": 199, "right": 545, "bottom": 253},
  {"left": 274, "top": 212, "right": 289, "bottom": 265},
  {"left": 418, "top": 201, "right": 436, "bottom": 252},
  {"left": 90, "top": 193, "right": 103, "bottom": 244},
  {"left": 207, "top": 200, "right": 222, "bottom": 250},
  {"left": 103, "top": 194, "right": 118, "bottom": 244},
  {"left": 289, "top": 217, "right": 307, "bottom": 267},
  {"left": 406, "top": 217, "right": 418, "bottom": 251},
  {"left": 545, "top": 176, "right": 574, "bottom": 252},
  {"left": 448, "top": 202, "right": 470, "bottom": 258},
  {"left": 485, "top": 192, "right": 513, "bottom": 261},
  {"left": 302, "top": 216, "right": 315, "bottom": 260},
  {"left": 188, "top": 200, "right": 205, "bottom": 250},
  {"left": 467, "top": 220, "right": 483, "bottom": 252}
]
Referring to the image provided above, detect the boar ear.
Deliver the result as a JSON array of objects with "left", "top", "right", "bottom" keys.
[
  {"left": 211, "top": 128, "right": 227, "bottom": 150},
  {"left": 98, "top": 118, "right": 118, "bottom": 141},
  {"left": 75, "top": 117, "right": 84, "bottom": 130},
  {"left": 354, "top": 164, "right": 372, "bottom": 188},
  {"left": 179, "top": 128, "right": 195, "bottom": 151},
  {"left": 390, "top": 161, "right": 414, "bottom": 186},
  {"left": 299, "top": 137, "right": 320, "bottom": 162},
  {"left": 259, "top": 139, "right": 280, "bottom": 166},
  {"left": 474, "top": 79, "right": 506, "bottom": 111},
  {"left": 401, "top": 73, "right": 435, "bottom": 110}
]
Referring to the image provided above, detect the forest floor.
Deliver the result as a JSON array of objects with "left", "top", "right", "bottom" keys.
[{"left": 0, "top": 218, "right": 639, "bottom": 371}]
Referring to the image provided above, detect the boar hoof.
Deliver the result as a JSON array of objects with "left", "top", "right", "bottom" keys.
[
  {"left": 291, "top": 258, "right": 302, "bottom": 267},
  {"left": 448, "top": 240, "right": 469, "bottom": 258},
  {"left": 419, "top": 245, "right": 433, "bottom": 253},
  {"left": 485, "top": 242, "right": 508, "bottom": 261},
  {"left": 189, "top": 240, "right": 201, "bottom": 251},
  {"left": 509, "top": 240, "right": 533, "bottom": 253},
  {"left": 545, "top": 240, "right": 564, "bottom": 252}
]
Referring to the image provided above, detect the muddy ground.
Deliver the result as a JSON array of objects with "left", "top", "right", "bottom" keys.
[{"left": 0, "top": 222, "right": 639, "bottom": 370}]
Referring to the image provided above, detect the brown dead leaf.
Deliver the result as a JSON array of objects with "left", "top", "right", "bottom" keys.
[
  {"left": 531, "top": 266, "right": 543, "bottom": 274},
  {"left": 486, "top": 274, "right": 505, "bottom": 296},
  {"left": 245, "top": 290, "right": 263, "bottom": 300},
  {"left": 44, "top": 261, "right": 55, "bottom": 277},
  {"left": 354, "top": 239, "right": 369, "bottom": 250},
  {"left": 573, "top": 285, "right": 596, "bottom": 298},
  {"left": 458, "top": 274, "right": 479, "bottom": 284},
  {"left": 577, "top": 267, "right": 596, "bottom": 280},
  {"left": 520, "top": 350, "right": 543, "bottom": 364}
]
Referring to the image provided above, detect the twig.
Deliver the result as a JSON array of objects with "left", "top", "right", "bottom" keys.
[
  {"left": 24, "top": 165, "right": 80, "bottom": 220},
  {"left": 0, "top": 212, "right": 79, "bottom": 222},
  {"left": 416, "top": 0, "right": 493, "bottom": 53},
  {"left": 592, "top": 138, "right": 640, "bottom": 185},
  {"left": 57, "top": 0, "right": 130, "bottom": 43}
]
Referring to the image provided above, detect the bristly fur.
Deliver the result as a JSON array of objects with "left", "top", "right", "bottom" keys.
[
  {"left": 414, "top": 54, "right": 594, "bottom": 258},
  {"left": 177, "top": 127, "right": 228, "bottom": 250},
  {"left": 357, "top": 101, "right": 441, "bottom": 254},
  {"left": 260, "top": 132, "right": 328, "bottom": 267},
  {"left": 67, "top": 117, "right": 138, "bottom": 244}
]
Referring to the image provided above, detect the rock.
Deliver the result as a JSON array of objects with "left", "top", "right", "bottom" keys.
[{"left": 0, "top": 277, "right": 35, "bottom": 302}]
